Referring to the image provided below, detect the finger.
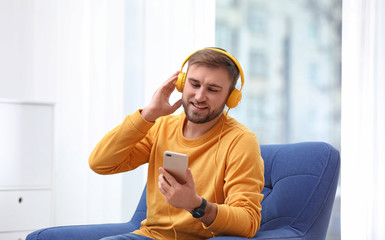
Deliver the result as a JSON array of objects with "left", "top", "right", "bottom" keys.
[
  {"left": 185, "top": 168, "right": 196, "bottom": 188},
  {"left": 158, "top": 173, "right": 166, "bottom": 187},
  {"left": 157, "top": 71, "right": 180, "bottom": 97},
  {"left": 165, "top": 71, "right": 180, "bottom": 85},
  {"left": 158, "top": 175, "right": 167, "bottom": 194},
  {"left": 162, "top": 76, "right": 178, "bottom": 97},
  {"left": 158, "top": 180, "right": 165, "bottom": 194},
  {"left": 170, "top": 99, "right": 183, "bottom": 112},
  {"left": 158, "top": 173, "right": 172, "bottom": 194},
  {"left": 169, "top": 71, "right": 180, "bottom": 79},
  {"left": 159, "top": 167, "right": 178, "bottom": 187},
  {"left": 165, "top": 81, "right": 177, "bottom": 97},
  {"left": 159, "top": 73, "right": 177, "bottom": 91}
]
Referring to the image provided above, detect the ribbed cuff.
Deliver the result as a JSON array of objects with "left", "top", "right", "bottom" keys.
[{"left": 126, "top": 109, "right": 155, "bottom": 134}]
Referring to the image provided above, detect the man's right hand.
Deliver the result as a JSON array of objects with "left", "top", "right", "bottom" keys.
[{"left": 141, "top": 71, "right": 183, "bottom": 122}]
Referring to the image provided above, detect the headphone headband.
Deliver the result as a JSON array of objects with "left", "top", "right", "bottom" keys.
[{"left": 179, "top": 48, "right": 244, "bottom": 91}]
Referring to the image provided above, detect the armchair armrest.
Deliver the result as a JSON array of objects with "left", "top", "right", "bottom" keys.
[
  {"left": 26, "top": 222, "right": 139, "bottom": 240},
  {"left": 208, "top": 226, "right": 304, "bottom": 240}
]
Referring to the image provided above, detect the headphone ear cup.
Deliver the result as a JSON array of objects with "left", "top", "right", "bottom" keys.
[
  {"left": 175, "top": 72, "right": 186, "bottom": 92},
  {"left": 226, "top": 89, "right": 242, "bottom": 108}
]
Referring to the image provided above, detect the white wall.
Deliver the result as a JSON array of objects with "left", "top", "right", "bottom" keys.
[
  {"left": 0, "top": 0, "right": 215, "bottom": 226},
  {"left": 0, "top": 0, "right": 57, "bottom": 102}
]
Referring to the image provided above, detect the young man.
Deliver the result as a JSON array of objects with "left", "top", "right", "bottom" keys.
[{"left": 89, "top": 48, "right": 264, "bottom": 240}]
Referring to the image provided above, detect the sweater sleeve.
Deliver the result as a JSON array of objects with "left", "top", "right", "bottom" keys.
[
  {"left": 89, "top": 109, "right": 155, "bottom": 175},
  {"left": 204, "top": 133, "right": 264, "bottom": 237}
]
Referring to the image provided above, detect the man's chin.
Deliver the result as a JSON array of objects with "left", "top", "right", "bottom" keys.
[
  {"left": 186, "top": 112, "right": 208, "bottom": 124},
  {"left": 185, "top": 109, "right": 224, "bottom": 124}
]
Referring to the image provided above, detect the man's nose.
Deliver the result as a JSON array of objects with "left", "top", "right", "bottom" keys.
[{"left": 195, "top": 88, "right": 207, "bottom": 102}]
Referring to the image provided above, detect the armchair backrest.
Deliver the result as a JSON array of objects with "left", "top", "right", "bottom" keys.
[{"left": 257, "top": 142, "right": 340, "bottom": 239}]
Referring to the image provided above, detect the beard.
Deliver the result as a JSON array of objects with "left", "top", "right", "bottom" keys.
[{"left": 182, "top": 98, "right": 226, "bottom": 124}]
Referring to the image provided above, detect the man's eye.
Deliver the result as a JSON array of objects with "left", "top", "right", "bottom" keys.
[
  {"left": 191, "top": 83, "right": 200, "bottom": 88},
  {"left": 209, "top": 88, "right": 219, "bottom": 92}
]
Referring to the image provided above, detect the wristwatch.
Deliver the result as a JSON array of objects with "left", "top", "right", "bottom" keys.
[{"left": 191, "top": 198, "right": 207, "bottom": 218}]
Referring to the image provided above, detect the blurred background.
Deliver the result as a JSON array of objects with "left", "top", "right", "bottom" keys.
[{"left": 0, "top": 0, "right": 341, "bottom": 239}]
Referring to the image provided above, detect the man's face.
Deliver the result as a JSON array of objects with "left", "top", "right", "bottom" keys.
[{"left": 182, "top": 64, "right": 232, "bottom": 124}]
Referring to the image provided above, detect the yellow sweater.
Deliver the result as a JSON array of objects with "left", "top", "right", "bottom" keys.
[{"left": 89, "top": 110, "right": 264, "bottom": 240}]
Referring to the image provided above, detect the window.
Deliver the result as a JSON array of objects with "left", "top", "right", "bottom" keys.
[{"left": 216, "top": 0, "right": 341, "bottom": 239}]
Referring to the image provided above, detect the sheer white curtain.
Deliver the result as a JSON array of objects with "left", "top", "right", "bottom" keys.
[
  {"left": 54, "top": 0, "right": 126, "bottom": 225},
  {"left": 121, "top": 0, "right": 215, "bottom": 220},
  {"left": 141, "top": 0, "right": 215, "bottom": 106},
  {"left": 55, "top": 0, "right": 216, "bottom": 224},
  {"left": 341, "top": 0, "right": 385, "bottom": 239}
]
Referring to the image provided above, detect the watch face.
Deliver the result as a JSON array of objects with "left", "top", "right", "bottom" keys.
[
  {"left": 192, "top": 198, "right": 206, "bottom": 218},
  {"left": 192, "top": 209, "right": 204, "bottom": 218}
]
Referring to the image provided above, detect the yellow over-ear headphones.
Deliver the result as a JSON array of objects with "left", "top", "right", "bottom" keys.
[{"left": 175, "top": 48, "right": 245, "bottom": 109}]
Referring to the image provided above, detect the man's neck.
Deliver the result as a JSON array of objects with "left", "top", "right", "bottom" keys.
[{"left": 183, "top": 115, "right": 222, "bottom": 139}]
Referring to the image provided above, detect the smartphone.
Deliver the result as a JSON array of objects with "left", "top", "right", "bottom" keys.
[{"left": 163, "top": 151, "right": 188, "bottom": 184}]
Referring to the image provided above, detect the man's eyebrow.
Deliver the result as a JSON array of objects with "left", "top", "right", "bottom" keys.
[{"left": 188, "top": 78, "right": 223, "bottom": 89}]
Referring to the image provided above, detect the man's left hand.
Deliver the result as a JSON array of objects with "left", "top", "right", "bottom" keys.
[{"left": 158, "top": 167, "right": 202, "bottom": 212}]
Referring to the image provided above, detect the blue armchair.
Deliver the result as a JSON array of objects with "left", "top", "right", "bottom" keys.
[{"left": 27, "top": 142, "right": 340, "bottom": 240}]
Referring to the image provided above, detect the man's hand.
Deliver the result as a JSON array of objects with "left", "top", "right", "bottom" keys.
[
  {"left": 158, "top": 167, "right": 218, "bottom": 226},
  {"left": 141, "top": 71, "right": 183, "bottom": 122},
  {"left": 158, "top": 167, "right": 201, "bottom": 212}
]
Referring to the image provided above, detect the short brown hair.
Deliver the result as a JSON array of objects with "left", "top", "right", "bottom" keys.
[{"left": 187, "top": 48, "right": 240, "bottom": 92}]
